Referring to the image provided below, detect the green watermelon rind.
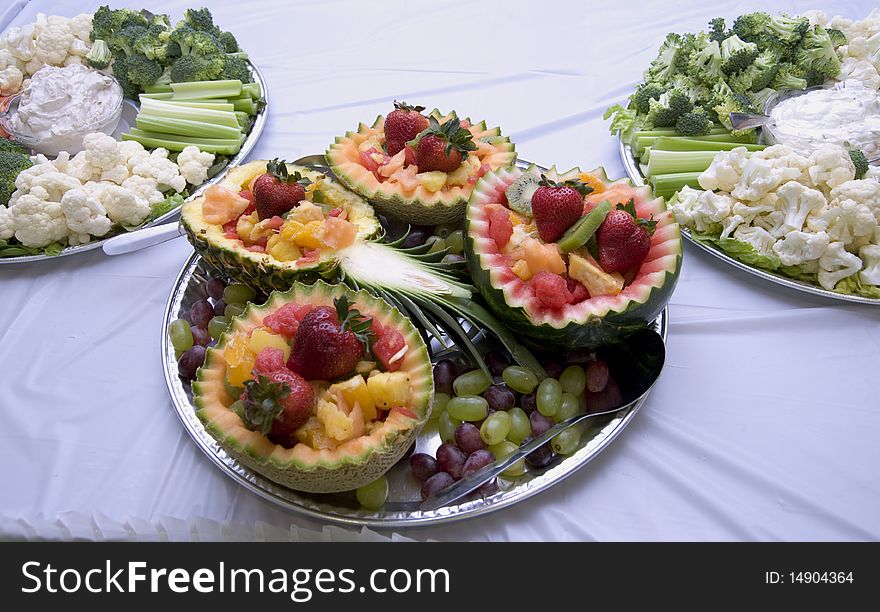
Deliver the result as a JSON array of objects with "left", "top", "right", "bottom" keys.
[
  {"left": 326, "top": 110, "right": 517, "bottom": 225},
  {"left": 464, "top": 165, "right": 682, "bottom": 348},
  {"left": 192, "top": 280, "right": 434, "bottom": 494}
]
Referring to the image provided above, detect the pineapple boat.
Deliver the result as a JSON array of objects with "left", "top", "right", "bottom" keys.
[
  {"left": 465, "top": 165, "right": 682, "bottom": 347},
  {"left": 193, "top": 282, "right": 432, "bottom": 493},
  {"left": 180, "top": 158, "right": 545, "bottom": 376},
  {"left": 326, "top": 103, "right": 516, "bottom": 224}
]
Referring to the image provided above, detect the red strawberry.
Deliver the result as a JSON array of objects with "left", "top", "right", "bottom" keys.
[
  {"left": 240, "top": 370, "right": 314, "bottom": 448},
  {"left": 413, "top": 114, "right": 477, "bottom": 173},
  {"left": 384, "top": 101, "right": 429, "bottom": 156},
  {"left": 252, "top": 158, "right": 309, "bottom": 220},
  {"left": 596, "top": 199, "right": 656, "bottom": 273},
  {"left": 287, "top": 295, "right": 375, "bottom": 380},
  {"left": 531, "top": 175, "right": 593, "bottom": 243}
]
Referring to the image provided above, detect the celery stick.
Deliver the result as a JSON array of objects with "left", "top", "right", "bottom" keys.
[
  {"left": 135, "top": 115, "right": 243, "bottom": 139},
  {"left": 229, "top": 96, "right": 257, "bottom": 114},
  {"left": 649, "top": 172, "right": 703, "bottom": 199},
  {"left": 634, "top": 133, "right": 756, "bottom": 158},
  {"left": 138, "top": 98, "right": 240, "bottom": 129},
  {"left": 139, "top": 92, "right": 174, "bottom": 100},
  {"left": 143, "top": 84, "right": 173, "bottom": 94},
  {"left": 241, "top": 82, "right": 262, "bottom": 99},
  {"left": 170, "top": 80, "right": 242, "bottom": 100},
  {"left": 646, "top": 150, "right": 720, "bottom": 175},
  {"left": 122, "top": 129, "right": 243, "bottom": 154},
  {"left": 651, "top": 137, "right": 767, "bottom": 152},
  {"left": 162, "top": 100, "right": 235, "bottom": 112}
]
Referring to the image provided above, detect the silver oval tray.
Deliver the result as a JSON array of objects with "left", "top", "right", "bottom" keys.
[
  {"left": 619, "top": 137, "right": 880, "bottom": 306},
  {"left": 162, "top": 250, "right": 667, "bottom": 528},
  {"left": 0, "top": 61, "right": 269, "bottom": 265}
]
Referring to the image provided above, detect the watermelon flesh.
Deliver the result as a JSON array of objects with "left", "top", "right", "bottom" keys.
[{"left": 465, "top": 165, "right": 682, "bottom": 348}]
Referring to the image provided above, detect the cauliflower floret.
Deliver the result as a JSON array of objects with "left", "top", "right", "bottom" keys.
[
  {"left": 0, "top": 205, "right": 15, "bottom": 240},
  {"left": 836, "top": 57, "right": 880, "bottom": 89},
  {"left": 818, "top": 242, "right": 863, "bottom": 290},
  {"left": 101, "top": 185, "right": 151, "bottom": 227},
  {"left": 830, "top": 9, "right": 880, "bottom": 42},
  {"left": 802, "top": 10, "right": 828, "bottom": 27},
  {"left": 50, "top": 151, "right": 70, "bottom": 173},
  {"left": 806, "top": 199, "right": 877, "bottom": 247},
  {"left": 732, "top": 193, "right": 779, "bottom": 223},
  {"left": 830, "top": 179, "right": 880, "bottom": 223},
  {"left": 669, "top": 186, "right": 733, "bottom": 233},
  {"left": 10, "top": 194, "right": 69, "bottom": 247},
  {"left": 59, "top": 187, "right": 112, "bottom": 238},
  {"left": 719, "top": 214, "right": 745, "bottom": 239},
  {"left": 83, "top": 133, "right": 122, "bottom": 171},
  {"left": 67, "top": 232, "right": 92, "bottom": 246},
  {"left": 24, "top": 57, "right": 45, "bottom": 76},
  {"left": 771, "top": 230, "right": 831, "bottom": 266},
  {"left": 100, "top": 164, "right": 131, "bottom": 185},
  {"left": 731, "top": 155, "right": 803, "bottom": 202},
  {"left": 698, "top": 147, "right": 750, "bottom": 192},
  {"left": 732, "top": 225, "right": 778, "bottom": 260},
  {"left": 118, "top": 140, "right": 148, "bottom": 167},
  {"left": 121, "top": 175, "right": 165, "bottom": 205},
  {"left": 0, "top": 65, "right": 24, "bottom": 96},
  {"left": 774, "top": 181, "right": 827, "bottom": 237},
  {"left": 66, "top": 151, "right": 101, "bottom": 184},
  {"left": 131, "top": 151, "right": 187, "bottom": 193},
  {"left": 859, "top": 243, "right": 880, "bottom": 285},
  {"left": 806, "top": 145, "right": 856, "bottom": 192},
  {"left": 66, "top": 14, "right": 93, "bottom": 42},
  {"left": 32, "top": 22, "right": 74, "bottom": 66},
  {"left": 62, "top": 55, "right": 82, "bottom": 67},
  {"left": 28, "top": 171, "right": 81, "bottom": 203},
  {"left": 176, "top": 146, "right": 215, "bottom": 185},
  {"left": 753, "top": 210, "right": 786, "bottom": 237},
  {"left": 2, "top": 24, "right": 36, "bottom": 62}
]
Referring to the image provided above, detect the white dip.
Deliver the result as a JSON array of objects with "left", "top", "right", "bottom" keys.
[
  {"left": 768, "top": 81, "right": 880, "bottom": 159},
  {"left": 10, "top": 64, "right": 123, "bottom": 155}
]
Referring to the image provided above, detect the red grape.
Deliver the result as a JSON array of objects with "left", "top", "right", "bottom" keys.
[
  {"left": 403, "top": 226, "right": 431, "bottom": 248},
  {"left": 178, "top": 345, "right": 206, "bottom": 379},
  {"left": 462, "top": 449, "right": 494, "bottom": 477},
  {"left": 483, "top": 351, "right": 509, "bottom": 377},
  {"left": 421, "top": 472, "right": 454, "bottom": 501},
  {"left": 433, "top": 359, "right": 459, "bottom": 395},
  {"left": 213, "top": 299, "right": 226, "bottom": 317},
  {"left": 409, "top": 453, "right": 439, "bottom": 481},
  {"left": 206, "top": 277, "right": 227, "bottom": 301},
  {"left": 530, "top": 411, "right": 554, "bottom": 436},
  {"left": 454, "top": 423, "right": 485, "bottom": 454},
  {"left": 483, "top": 384, "right": 515, "bottom": 411},
  {"left": 586, "top": 360, "right": 609, "bottom": 392},
  {"left": 190, "top": 299, "right": 214, "bottom": 328},
  {"left": 520, "top": 392, "right": 537, "bottom": 414},
  {"left": 523, "top": 438, "right": 555, "bottom": 468},
  {"left": 191, "top": 325, "right": 211, "bottom": 347},
  {"left": 436, "top": 443, "right": 467, "bottom": 480},
  {"left": 543, "top": 360, "right": 564, "bottom": 379}
]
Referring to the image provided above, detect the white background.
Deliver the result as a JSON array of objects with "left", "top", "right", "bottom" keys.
[{"left": 1, "top": 0, "right": 878, "bottom": 541}]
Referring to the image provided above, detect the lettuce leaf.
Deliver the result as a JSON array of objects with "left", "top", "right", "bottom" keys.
[
  {"left": 0, "top": 239, "right": 64, "bottom": 258},
  {"left": 833, "top": 275, "right": 880, "bottom": 299},
  {"left": 689, "top": 231, "right": 781, "bottom": 271}
]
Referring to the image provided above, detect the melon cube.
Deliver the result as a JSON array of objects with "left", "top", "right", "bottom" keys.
[
  {"left": 523, "top": 237, "right": 566, "bottom": 275},
  {"left": 568, "top": 251, "right": 623, "bottom": 297},
  {"left": 416, "top": 171, "right": 447, "bottom": 192},
  {"left": 329, "top": 375, "right": 377, "bottom": 421},
  {"left": 317, "top": 397, "right": 354, "bottom": 441},
  {"left": 248, "top": 328, "right": 291, "bottom": 361},
  {"left": 366, "top": 371, "right": 411, "bottom": 409}
]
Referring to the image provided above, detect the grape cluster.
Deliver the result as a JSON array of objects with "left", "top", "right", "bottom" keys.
[{"left": 168, "top": 275, "right": 259, "bottom": 379}]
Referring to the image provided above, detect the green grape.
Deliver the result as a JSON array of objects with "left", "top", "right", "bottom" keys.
[
  {"left": 430, "top": 392, "right": 451, "bottom": 421},
  {"left": 223, "top": 283, "right": 256, "bottom": 305},
  {"left": 480, "top": 411, "right": 511, "bottom": 446},
  {"left": 446, "top": 396, "right": 489, "bottom": 421},
  {"left": 507, "top": 407, "right": 531, "bottom": 443},
  {"left": 433, "top": 222, "right": 459, "bottom": 238},
  {"left": 554, "top": 392, "right": 580, "bottom": 423},
  {"left": 552, "top": 428, "right": 581, "bottom": 455},
  {"left": 356, "top": 475, "right": 389, "bottom": 510},
  {"left": 559, "top": 365, "right": 586, "bottom": 396},
  {"left": 439, "top": 411, "right": 461, "bottom": 443},
  {"left": 225, "top": 302, "right": 246, "bottom": 319},
  {"left": 502, "top": 366, "right": 539, "bottom": 394},
  {"left": 426, "top": 236, "right": 446, "bottom": 254},
  {"left": 208, "top": 316, "right": 229, "bottom": 340},
  {"left": 169, "top": 319, "right": 193, "bottom": 353},
  {"left": 537, "top": 378, "right": 563, "bottom": 417},
  {"left": 453, "top": 370, "right": 492, "bottom": 396},
  {"left": 445, "top": 230, "right": 464, "bottom": 254},
  {"left": 489, "top": 440, "right": 525, "bottom": 477}
]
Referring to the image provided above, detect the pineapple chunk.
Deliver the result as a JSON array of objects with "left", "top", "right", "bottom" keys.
[
  {"left": 236, "top": 211, "right": 260, "bottom": 244},
  {"left": 416, "top": 171, "right": 447, "bottom": 192},
  {"left": 293, "top": 221, "right": 326, "bottom": 249},
  {"left": 248, "top": 328, "right": 291, "bottom": 361},
  {"left": 280, "top": 220, "right": 305, "bottom": 241},
  {"left": 512, "top": 259, "right": 532, "bottom": 280},
  {"left": 289, "top": 201, "right": 324, "bottom": 224},
  {"left": 568, "top": 251, "right": 623, "bottom": 297},
  {"left": 329, "top": 375, "right": 377, "bottom": 421},
  {"left": 445, "top": 162, "right": 471, "bottom": 187},
  {"left": 366, "top": 371, "right": 411, "bottom": 409},
  {"left": 356, "top": 360, "right": 377, "bottom": 375},
  {"left": 317, "top": 397, "right": 354, "bottom": 441},
  {"left": 267, "top": 234, "right": 302, "bottom": 262},
  {"left": 223, "top": 334, "right": 256, "bottom": 387},
  {"left": 295, "top": 416, "right": 339, "bottom": 450}
]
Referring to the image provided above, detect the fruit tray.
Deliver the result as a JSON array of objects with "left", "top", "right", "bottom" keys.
[
  {"left": 162, "top": 247, "right": 667, "bottom": 528},
  {"left": 618, "top": 137, "right": 880, "bottom": 306},
  {"left": 0, "top": 61, "right": 269, "bottom": 266}
]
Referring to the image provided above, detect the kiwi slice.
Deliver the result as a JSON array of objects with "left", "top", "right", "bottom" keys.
[
  {"left": 505, "top": 172, "right": 541, "bottom": 216},
  {"left": 557, "top": 200, "right": 612, "bottom": 253}
]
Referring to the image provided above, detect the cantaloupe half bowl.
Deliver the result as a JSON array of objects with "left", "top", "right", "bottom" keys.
[{"left": 192, "top": 281, "right": 434, "bottom": 494}]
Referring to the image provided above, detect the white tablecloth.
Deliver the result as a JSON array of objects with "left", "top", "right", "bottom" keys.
[{"left": 2, "top": 0, "right": 878, "bottom": 542}]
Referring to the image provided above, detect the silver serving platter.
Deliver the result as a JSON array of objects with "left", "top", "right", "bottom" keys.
[
  {"left": 162, "top": 249, "right": 667, "bottom": 528},
  {"left": 0, "top": 61, "right": 269, "bottom": 265},
  {"left": 619, "top": 137, "right": 880, "bottom": 306}
]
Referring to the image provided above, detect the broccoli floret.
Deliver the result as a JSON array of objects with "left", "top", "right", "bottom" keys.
[
  {"left": 647, "top": 33, "right": 685, "bottom": 81},
  {"left": 109, "top": 24, "right": 150, "bottom": 57},
  {"left": 675, "top": 107, "right": 713, "bottom": 136},
  {"left": 712, "top": 86, "right": 755, "bottom": 135},
  {"left": 691, "top": 39, "right": 724, "bottom": 82},
  {"left": 631, "top": 82, "right": 666, "bottom": 114},
  {"left": 91, "top": 6, "right": 148, "bottom": 42},
  {"left": 708, "top": 18, "right": 728, "bottom": 42},
  {"left": 795, "top": 26, "right": 841, "bottom": 82},
  {"left": 732, "top": 11, "right": 808, "bottom": 53},
  {"left": 110, "top": 56, "right": 141, "bottom": 99},
  {"left": 134, "top": 28, "right": 173, "bottom": 61},
  {"left": 720, "top": 34, "right": 759, "bottom": 74},
  {"left": 647, "top": 88, "right": 693, "bottom": 127},
  {"left": 0, "top": 152, "right": 33, "bottom": 207},
  {"left": 770, "top": 63, "right": 808, "bottom": 90},
  {"left": 182, "top": 7, "right": 221, "bottom": 35},
  {"left": 169, "top": 53, "right": 225, "bottom": 83},
  {"left": 849, "top": 149, "right": 869, "bottom": 180},
  {"left": 218, "top": 31, "right": 239, "bottom": 53},
  {"left": 826, "top": 28, "right": 847, "bottom": 49},
  {"left": 126, "top": 53, "right": 164, "bottom": 86},
  {"left": 728, "top": 48, "right": 778, "bottom": 93},
  {"left": 220, "top": 55, "right": 251, "bottom": 83},
  {"left": 0, "top": 139, "right": 29, "bottom": 156},
  {"left": 765, "top": 13, "right": 810, "bottom": 47},
  {"left": 169, "top": 26, "right": 225, "bottom": 57},
  {"left": 85, "top": 39, "right": 112, "bottom": 69}
]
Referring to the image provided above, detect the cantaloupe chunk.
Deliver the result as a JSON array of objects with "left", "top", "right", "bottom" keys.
[
  {"left": 202, "top": 185, "right": 250, "bottom": 225},
  {"left": 322, "top": 216, "right": 358, "bottom": 249},
  {"left": 523, "top": 237, "right": 566, "bottom": 275}
]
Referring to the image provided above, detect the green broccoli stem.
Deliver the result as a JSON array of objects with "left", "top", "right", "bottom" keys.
[
  {"left": 122, "top": 129, "right": 243, "bottom": 155},
  {"left": 646, "top": 150, "right": 728, "bottom": 175},
  {"left": 135, "top": 115, "right": 243, "bottom": 139},
  {"left": 170, "top": 79, "right": 243, "bottom": 100},
  {"left": 648, "top": 172, "right": 703, "bottom": 199}
]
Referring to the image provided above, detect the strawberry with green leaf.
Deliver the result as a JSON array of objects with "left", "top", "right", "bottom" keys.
[
  {"left": 384, "top": 101, "right": 428, "bottom": 156},
  {"left": 242, "top": 372, "right": 315, "bottom": 447},
  {"left": 253, "top": 158, "right": 312, "bottom": 220},
  {"left": 531, "top": 175, "right": 594, "bottom": 242},
  {"left": 410, "top": 114, "right": 478, "bottom": 173},
  {"left": 596, "top": 199, "right": 657, "bottom": 273}
]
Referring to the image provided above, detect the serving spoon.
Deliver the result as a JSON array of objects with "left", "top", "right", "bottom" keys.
[{"left": 420, "top": 326, "right": 667, "bottom": 511}]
